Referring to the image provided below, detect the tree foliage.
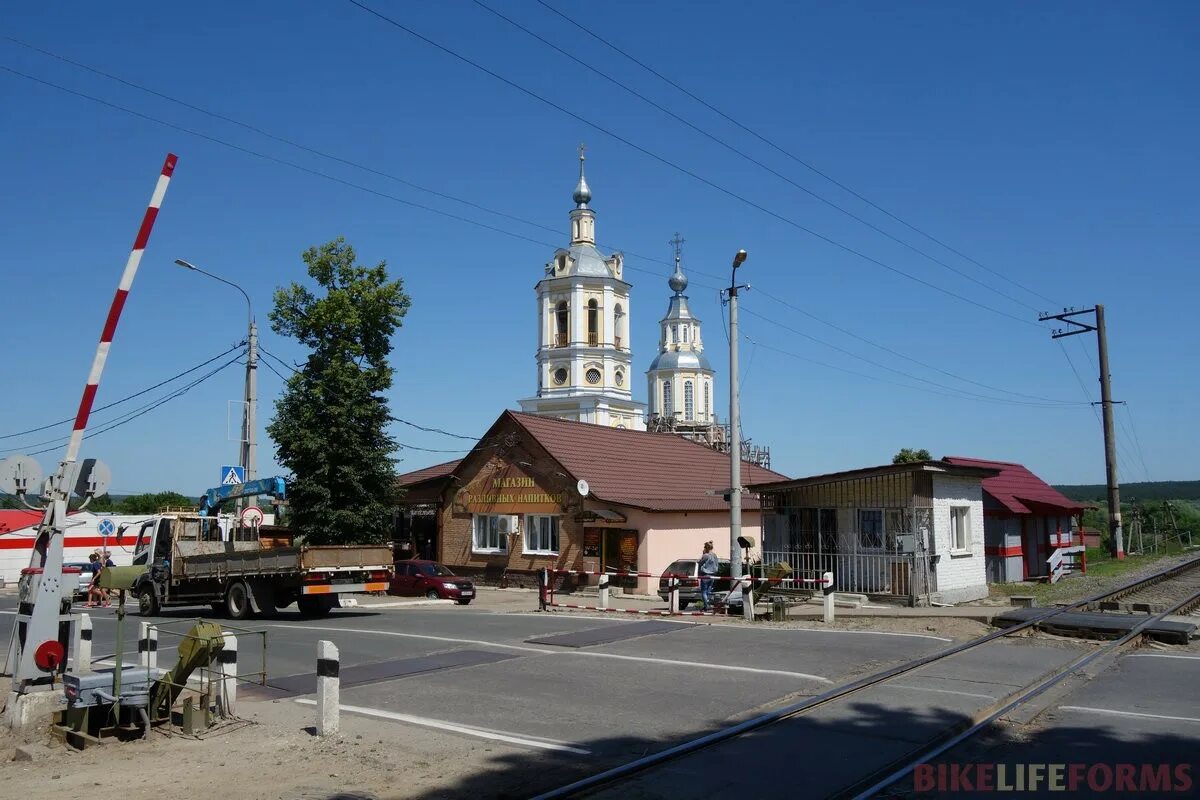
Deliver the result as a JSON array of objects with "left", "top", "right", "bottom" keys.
[
  {"left": 892, "top": 448, "right": 932, "bottom": 464},
  {"left": 267, "top": 238, "right": 411, "bottom": 545}
]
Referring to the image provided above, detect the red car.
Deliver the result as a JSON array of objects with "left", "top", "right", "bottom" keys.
[{"left": 389, "top": 560, "right": 476, "bottom": 604}]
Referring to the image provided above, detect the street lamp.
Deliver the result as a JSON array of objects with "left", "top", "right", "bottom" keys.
[
  {"left": 175, "top": 258, "right": 258, "bottom": 484},
  {"left": 727, "top": 249, "right": 748, "bottom": 597}
]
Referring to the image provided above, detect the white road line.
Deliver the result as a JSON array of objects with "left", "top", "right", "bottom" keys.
[
  {"left": 1128, "top": 653, "right": 1200, "bottom": 662},
  {"left": 0, "top": 610, "right": 14, "bottom": 615},
  {"left": 272, "top": 624, "right": 552, "bottom": 654},
  {"left": 561, "top": 651, "right": 833, "bottom": 683},
  {"left": 293, "top": 698, "right": 591, "bottom": 754},
  {"left": 725, "top": 625, "right": 953, "bottom": 643},
  {"left": 1059, "top": 706, "right": 1200, "bottom": 724},
  {"left": 270, "top": 624, "right": 834, "bottom": 682},
  {"left": 889, "top": 683, "right": 996, "bottom": 701}
]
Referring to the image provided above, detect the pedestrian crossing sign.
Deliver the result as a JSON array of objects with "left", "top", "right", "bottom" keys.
[{"left": 221, "top": 465, "right": 245, "bottom": 486}]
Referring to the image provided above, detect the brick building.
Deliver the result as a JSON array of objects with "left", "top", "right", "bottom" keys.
[{"left": 394, "top": 410, "right": 785, "bottom": 594}]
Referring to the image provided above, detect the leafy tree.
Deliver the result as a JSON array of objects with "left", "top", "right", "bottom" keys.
[
  {"left": 268, "top": 237, "right": 410, "bottom": 545},
  {"left": 892, "top": 448, "right": 932, "bottom": 464},
  {"left": 115, "top": 491, "right": 196, "bottom": 514}
]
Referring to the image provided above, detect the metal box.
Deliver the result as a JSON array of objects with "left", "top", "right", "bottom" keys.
[{"left": 63, "top": 667, "right": 166, "bottom": 707}]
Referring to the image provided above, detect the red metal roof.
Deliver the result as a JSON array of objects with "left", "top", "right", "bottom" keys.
[
  {"left": 506, "top": 411, "right": 788, "bottom": 512},
  {"left": 942, "top": 456, "right": 1085, "bottom": 515},
  {"left": 0, "top": 510, "right": 42, "bottom": 534}
]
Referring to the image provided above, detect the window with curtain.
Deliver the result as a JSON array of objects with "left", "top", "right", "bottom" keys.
[{"left": 525, "top": 515, "right": 560, "bottom": 554}]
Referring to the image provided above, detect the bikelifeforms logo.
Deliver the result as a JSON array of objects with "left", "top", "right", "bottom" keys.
[{"left": 914, "top": 762, "right": 1193, "bottom": 793}]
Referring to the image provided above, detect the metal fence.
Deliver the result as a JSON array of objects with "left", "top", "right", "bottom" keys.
[{"left": 761, "top": 548, "right": 926, "bottom": 601}]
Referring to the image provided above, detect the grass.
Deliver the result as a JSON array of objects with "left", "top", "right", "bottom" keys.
[{"left": 988, "top": 545, "right": 1191, "bottom": 606}]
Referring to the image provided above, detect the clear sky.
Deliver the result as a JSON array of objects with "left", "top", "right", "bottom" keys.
[{"left": 1, "top": 1, "right": 1196, "bottom": 494}]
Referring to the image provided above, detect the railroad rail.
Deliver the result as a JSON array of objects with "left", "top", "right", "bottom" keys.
[
  {"left": 532, "top": 554, "right": 1200, "bottom": 800},
  {"left": 1091, "top": 555, "right": 1200, "bottom": 616}
]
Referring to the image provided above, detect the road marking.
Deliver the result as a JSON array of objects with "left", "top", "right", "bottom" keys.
[
  {"left": 1059, "top": 706, "right": 1200, "bottom": 724},
  {"left": 273, "top": 624, "right": 552, "bottom": 654},
  {"left": 0, "top": 610, "right": 14, "bottom": 615},
  {"left": 889, "top": 683, "right": 996, "bottom": 700},
  {"left": 720, "top": 625, "right": 953, "bottom": 643},
  {"left": 271, "top": 625, "right": 834, "bottom": 682},
  {"left": 561, "top": 651, "right": 832, "bottom": 683},
  {"left": 1128, "top": 653, "right": 1200, "bottom": 662},
  {"left": 293, "top": 698, "right": 591, "bottom": 754}
]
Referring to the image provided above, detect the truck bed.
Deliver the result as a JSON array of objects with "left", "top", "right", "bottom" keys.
[{"left": 177, "top": 544, "right": 392, "bottom": 580}]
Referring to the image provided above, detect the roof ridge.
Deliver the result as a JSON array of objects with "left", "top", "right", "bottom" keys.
[{"left": 944, "top": 455, "right": 1024, "bottom": 467}]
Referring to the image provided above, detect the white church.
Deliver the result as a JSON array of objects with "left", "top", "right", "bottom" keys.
[{"left": 520, "top": 150, "right": 716, "bottom": 433}]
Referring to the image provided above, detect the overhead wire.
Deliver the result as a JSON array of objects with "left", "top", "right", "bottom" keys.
[
  {"left": 533, "top": 0, "right": 1061, "bottom": 310},
  {"left": 474, "top": 0, "right": 1041, "bottom": 313},
  {"left": 345, "top": 0, "right": 1041, "bottom": 328},
  {"left": 0, "top": 341, "right": 246, "bottom": 441}
]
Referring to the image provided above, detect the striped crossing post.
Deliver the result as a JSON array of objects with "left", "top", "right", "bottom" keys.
[
  {"left": 10, "top": 154, "right": 177, "bottom": 690},
  {"left": 598, "top": 574, "right": 609, "bottom": 610},
  {"left": 138, "top": 621, "right": 158, "bottom": 670},
  {"left": 71, "top": 612, "right": 93, "bottom": 673},
  {"left": 317, "top": 640, "right": 340, "bottom": 736},
  {"left": 823, "top": 571, "right": 835, "bottom": 624},
  {"left": 215, "top": 633, "right": 238, "bottom": 717}
]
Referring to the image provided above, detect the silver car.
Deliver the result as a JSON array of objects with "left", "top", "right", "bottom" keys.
[{"left": 64, "top": 562, "right": 94, "bottom": 599}]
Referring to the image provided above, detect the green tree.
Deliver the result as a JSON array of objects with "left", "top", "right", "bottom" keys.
[
  {"left": 116, "top": 491, "right": 196, "bottom": 514},
  {"left": 892, "top": 448, "right": 932, "bottom": 464},
  {"left": 268, "top": 237, "right": 411, "bottom": 545}
]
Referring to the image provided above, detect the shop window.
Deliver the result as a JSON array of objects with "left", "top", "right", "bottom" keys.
[
  {"left": 473, "top": 514, "right": 509, "bottom": 553},
  {"left": 525, "top": 515, "right": 560, "bottom": 554},
  {"left": 857, "top": 509, "right": 884, "bottom": 549}
]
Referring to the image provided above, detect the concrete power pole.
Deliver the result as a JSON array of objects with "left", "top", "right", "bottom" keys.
[
  {"left": 242, "top": 319, "right": 258, "bottom": 482},
  {"left": 726, "top": 249, "right": 748, "bottom": 578},
  {"left": 1039, "top": 305, "right": 1124, "bottom": 559}
]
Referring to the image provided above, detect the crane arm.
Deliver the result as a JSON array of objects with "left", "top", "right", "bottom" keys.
[{"left": 198, "top": 476, "right": 287, "bottom": 516}]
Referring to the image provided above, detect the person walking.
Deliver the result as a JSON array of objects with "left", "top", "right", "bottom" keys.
[{"left": 699, "top": 541, "right": 719, "bottom": 612}]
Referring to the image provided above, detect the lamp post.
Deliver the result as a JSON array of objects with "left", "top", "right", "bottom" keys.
[
  {"left": 727, "top": 249, "right": 748, "bottom": 581},
  {"left": 175, "top": 259, "right": 257, "bottom": 484}
]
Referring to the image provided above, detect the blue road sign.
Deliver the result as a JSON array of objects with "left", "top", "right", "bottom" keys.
[
  {"left": 221, "top": 465, "right": 246, "bottom": 486},
  {"left": 98, "top": 518, "right": 115, "bottom": 537}
]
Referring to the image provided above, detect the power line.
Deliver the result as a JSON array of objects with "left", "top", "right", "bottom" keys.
[
  {"left": 474, "top": 0, "right": 1041, "bottom": 314},
  {"left": 742, "top": 306, "right": 1085, "bottom": 407},
  {"left": 0, "top": 341, "right": 246, "bottom": 441},
  {"left": 1120, "top": 403, "right": 1152, "bottom": 482},
  {"left": 345, "top": 0, "right": 1040, "bottom": 327},
  {"left": 0, "top": 36, "right": 715, "bottom": 283},
  {"left": 393, "top": 417, "right": 478, "bottom": 441},
  {"left": 753, "top": 287, "right": 1081, "bottom": 405},
  {"left": 259, "top": 358, "right": 291, "bottom": 383},
  {"left": 1057, "top": 340, "right": 1141, "bottom": 475},
  {"left": 534, "top": 0, "right": 1061, "bottom": 310},
  {"left": 17, "top": 353, "right": 244, "bottom": 457}
]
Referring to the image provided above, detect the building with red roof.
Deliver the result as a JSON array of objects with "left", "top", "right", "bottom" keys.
[
  {"left": 943, "top": 457, "right": 1086, "bottom": 582},
  {"left": 395, "top": 410, "right": 786, "bottom": 593}
]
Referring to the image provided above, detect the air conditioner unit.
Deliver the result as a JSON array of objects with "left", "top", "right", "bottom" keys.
[{"left": 497, "top": 515, "right": 520, "bottom": 535}]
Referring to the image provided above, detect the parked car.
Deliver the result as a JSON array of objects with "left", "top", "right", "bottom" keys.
[
  {"left": 658, "top": 558, "right": 733, "bottom": 609},
  {"left": 390, "top": 560, "right": 475, "bottom": 604},
  {"left": 65, "top": 562, "right": 94, "bottom": 599}
]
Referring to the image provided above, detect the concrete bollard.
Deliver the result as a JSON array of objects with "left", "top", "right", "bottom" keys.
[
  {"left": 823, "top": 571, "right": 835, "bottom": 624},
  {"left": 598, "top": 574, "right": 610, "bottom": 610},
  {"left": 668, "top": 577, "right": 679, "bottom": 614},
  {"left": 215, "top": 633, "right": 238, "bottom": 717},
  {"left": 742, "top": 577, "right": 755, "bottom": 621},
  {"left": 138, "top": 621, "right": 158, "bottom": 670},
  {"left": 317, "top": 639, "right": 340, "bottom": 737},
  {"left": 72, "top": 612, "right": 93, "bottom": 673}
]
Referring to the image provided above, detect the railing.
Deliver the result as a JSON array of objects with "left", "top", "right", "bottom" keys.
[
  {"left": 588, "top": 333, "right": 599, "bottom": 346},
  {"left": 554, "top": 333, "right": 568, "bottom": 347},
  {"left": 614, "top": 336, "right": 622, "bottom": 349},
  {"left": 762, "top": 549, "right": 922, "bottom": 599}
]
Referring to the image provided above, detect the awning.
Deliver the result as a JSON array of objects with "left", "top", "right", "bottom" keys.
[{"left": 583, "top": 508, "right": 627, "bottom": 523}]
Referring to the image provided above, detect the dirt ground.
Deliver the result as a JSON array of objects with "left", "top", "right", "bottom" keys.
[{"left": 0, "top": 690, "right": 540, "bottom": 800}]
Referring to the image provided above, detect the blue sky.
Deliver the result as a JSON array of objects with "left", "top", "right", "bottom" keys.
[{"left": 1, "top": 1, "right": 1196, "bottom": 493}]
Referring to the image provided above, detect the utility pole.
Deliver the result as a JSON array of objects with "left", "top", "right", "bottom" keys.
[
  {"left": 1039, "top": 305, "right": 1123, "bottom": 559},
  {"left": 726, "top": 249, "right": 748, "bottom": 578}
]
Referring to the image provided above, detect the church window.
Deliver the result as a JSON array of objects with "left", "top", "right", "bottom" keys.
[
  {"left": 553, "top": 367, "right": 568, "bottom": 385},
  {"left": 671, "top": 325, "right": 677, "bottom": 344},
  {"left": 615, "top": 369, "right": 624, "bottom": 387},
  {"left": 704, "top": 382, "right": 710, "bottom": 418},
  {"left": 662, "top": 380, "right": 673, "bottom": 415},
  {"left": 684, "top": 381, "right": 694, "bottom": 420},
  {"left": 614, "top": 303, "right": 625, "bottom": 349},
  {"left": 682, "top": 326, "right": 689, "bottom": 343},
  {"left": 587, "top": 299, "right": 599, "bottom": 346},
  {"left": 555, "top": 301, "right": 569, "bottom": 347},
  {"left": 586, "top": 368, "right": 602, "bottom": 385}
]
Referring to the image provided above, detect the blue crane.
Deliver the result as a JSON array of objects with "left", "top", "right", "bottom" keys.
[{"left": 198, "top": 476, "right": 287, "bottom": 517}]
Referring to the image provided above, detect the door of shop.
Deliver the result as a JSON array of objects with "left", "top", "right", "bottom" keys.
[{"left": 601, "top": 529, "right": 639, "bottom": 588}]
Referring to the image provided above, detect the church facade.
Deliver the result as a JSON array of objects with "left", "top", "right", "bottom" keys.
[{"left": 519, "top": 150, "right": 646, "bottom": 430}]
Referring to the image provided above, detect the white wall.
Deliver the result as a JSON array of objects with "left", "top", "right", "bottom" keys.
[{"left": 931, "top": 474, "right": 988, "bottom": 603}]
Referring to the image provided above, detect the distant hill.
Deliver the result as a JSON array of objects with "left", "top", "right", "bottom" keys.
[{"left": 1054, "top": 481, "right": 1200, "bottom": 503}]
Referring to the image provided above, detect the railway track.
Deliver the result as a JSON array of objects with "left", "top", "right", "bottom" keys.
[{"left": 532, "top": 555, "right": 1200, "bottom": 800}]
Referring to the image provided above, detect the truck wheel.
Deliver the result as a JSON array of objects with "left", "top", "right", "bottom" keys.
[
  {"left": 138, "top": 585, "right": 160, "bottom": 617},
  {"left": 297, "top": 596, "right": 334, "bottom": 618},
  {"left": 225, "top": 582, "right": 253, "bottom": 620}
]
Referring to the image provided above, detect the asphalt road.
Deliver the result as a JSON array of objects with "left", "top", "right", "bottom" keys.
[{"left": 3, "top": 592, "right": 1197, "bottom": 799}]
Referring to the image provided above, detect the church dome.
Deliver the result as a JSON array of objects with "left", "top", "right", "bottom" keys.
[
  {"left": 668, "top": 268, "right": 688, "bottom": 294},
  {"left": 647, "top": 349, "right": 713, "bottom": 373}
]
